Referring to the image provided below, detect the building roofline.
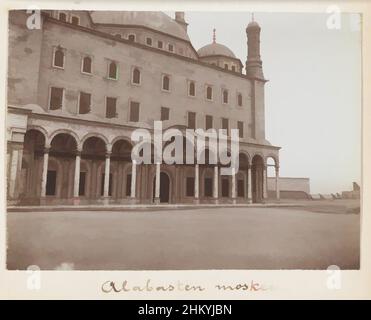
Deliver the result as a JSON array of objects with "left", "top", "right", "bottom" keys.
[
  {"left": 199, "top": 54, "right": 243, "bottom": 68},
  {"left": 43, "top": 15, "right": 258, "bottom": 81},
  {"left": 91, "top": 22, "right": 200, "bottom": 57}
]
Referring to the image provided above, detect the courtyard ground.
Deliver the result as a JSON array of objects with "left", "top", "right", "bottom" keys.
[{"left": 6, "top": 200, "right": 360, "bottom": 270}]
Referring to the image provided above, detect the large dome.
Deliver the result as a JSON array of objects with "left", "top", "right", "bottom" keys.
[
  {"left": 197, "top": 42, "right": 236, "bottom": 58},
  {"left": 89, "top": 11, "right": 190, "bottom": 42}
]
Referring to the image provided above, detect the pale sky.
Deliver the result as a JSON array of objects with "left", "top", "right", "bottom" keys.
[{"left": 177, "top": 12, "right": 361, "bottom": 194}]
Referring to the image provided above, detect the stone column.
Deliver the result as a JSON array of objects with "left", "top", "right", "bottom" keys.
[
  {"left": 103, "top": 152, "right": 111, "bottom": 198},
  {"left": 275, "top": 166, "right": 280, "bottom": 200},
  {"left": 262, "top": 165, "right": 268, "bottom": 201},
  {"left": 8, "top": 147, "right": 20, "bottom": 199},
  {"left": 154, "top": 162, "right": 160, "bottom": 204},
  {"left": 130, "top": 160, "right": 137, "bottom": 199},
  {"left": 247, "top": 166, "right": 252, "bottom": 204},
  {"left": 73, "top": 150, "right": 81, "bottom": 198},
  {"left": 194, "top": 164, "right": 199, "bottom": 203},
  {"left": 231, "top": 167, "right": 236, "bottom": 204},
  {"left": 40, "top": 147, "right": 50, "bottom": 197},
  {"left": 213, "top": 165, "right": 218, "bottom": 202}
]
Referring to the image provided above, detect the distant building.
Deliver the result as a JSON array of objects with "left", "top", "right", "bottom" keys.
[
  {"left": 342, "top": 182, "right": 360, "bottom": 199},
  {"left": 268, "top": 177, "right": 311, "bottom": 200}
]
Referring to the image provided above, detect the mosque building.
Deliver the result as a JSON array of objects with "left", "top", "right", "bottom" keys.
[{"left": 7, "top": 10, "right": 280, "bottom": 205}]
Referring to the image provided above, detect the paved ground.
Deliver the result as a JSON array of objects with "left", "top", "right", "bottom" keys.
[{"left": 6, "top": 200, "right": 360, "bottom": 270}]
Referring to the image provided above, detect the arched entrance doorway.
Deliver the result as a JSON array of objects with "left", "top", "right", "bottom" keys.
[
  {"left": 20, "top": 129, "right": 46, "bottom": 202},
  {"left": 49, "top": 132, "right": 78, "bottom": 200},
  {"left": 81, "top": 136, "right": 107, "bottom": 199},
  {"left": 153, "top": 172, "right": 170, "bottom": 203},
  {"left": 252, "top": 154, "right": 264, "bottom": 203}
]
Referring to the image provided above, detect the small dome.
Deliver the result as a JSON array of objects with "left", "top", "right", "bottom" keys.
[
  {"left": 90, "top": 11, "right": 190, "bottom": 41},
  {"left": 247, "top": 21, "right": 261, "bottom": 29},
  {"left": 197, "top": 42, "right": 236, "bottom": 58}
]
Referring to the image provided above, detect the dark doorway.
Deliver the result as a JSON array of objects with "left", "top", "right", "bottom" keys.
[
  {"left": 221, "top": 178, "right": 229, "bottom": 197},
  {"left": 79, "top": 172, "right": 86, "bottom": 196},
  {"left": 204, "top": 178, "right": 212, "bottom": 197},
  {"left": 46, "top": 170, "right": 57, "bottom": 196},
  {"left": 153, "top": 172, "right": 170, "bottom": 203}
]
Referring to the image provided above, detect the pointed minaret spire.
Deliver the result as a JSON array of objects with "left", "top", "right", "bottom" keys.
[
  {"left": 246, "top": 14, "right": 264, "bottom": 79},
  {"left": 212, "top": 28, "right": 216, "bottom": 43}
]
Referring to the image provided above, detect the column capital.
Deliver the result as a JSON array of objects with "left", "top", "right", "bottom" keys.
[
  {"left": 43, "top": 147, "right": 50, "bottom": 154},
  {"left": 105, "top": 151, "right": 112, "bottom": 158}
]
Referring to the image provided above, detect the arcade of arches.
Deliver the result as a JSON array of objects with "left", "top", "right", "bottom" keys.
[{"left": 8, "top": 129, "right": 280, "bottom": 205}]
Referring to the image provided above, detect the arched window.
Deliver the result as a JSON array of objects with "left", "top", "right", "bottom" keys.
[
  {"left": 53, "top": 48, "right": 64, "bottom": 68},
  {"left": 71, "top": 15, "right": 80, "bottom": 25},
  {"left": 132, "top": 68, "right": 141, "bottom": 84},
  {"left": 162, "top": 75, "right": 170, "bottom": 91},
  {"left": 108, "top": 61, "right": 117, "bottom": 79},
  {"left": 206, "top": 86, "right": 213, "bottom": 100},
  {"left": 237, "top": 93, "right": 243, "bottom": 107},
  {"left": 82, "top": 56, "right": 92, "bottom": 74},
  {"left": 189, "top": 81, "right": 195, "bottom": 96},
  {"left": 59, "top": 12, "right": 67, "bottom": 22},
  {"left": 222, "top": 89, "right": 229, "bottom": 104},
  {"left": 128, "top": 34, "right": 136, "bottom": 42}
]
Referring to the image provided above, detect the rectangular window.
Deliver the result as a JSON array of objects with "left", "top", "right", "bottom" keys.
[
  {"left": 46, "top": 170, "right": 57, "bottom": 196},
  {"left": 106, "top": 97, "right": 117, "bottom": 118},
  {"left": 79, "top": 92, "right": 91, "bottom": 114},
  {"left": 186, "top": 177, "right": 195, "bottom": 197},
  {"left": 158, "top": 41, "right": 163, "bottom": 49},
  {"left": 101, "top": 173, "right": 112, "bottom": 196},
  {"left": 168, "top": 44, "right": 174, "bottom": 52},
  {"left": 146, "top": 37, "right": 152, "bottom": 46},
  {"left": 79, "top": 172, "right": 86, "bottom": 196},
  {"left": 222, "top": 118, "right": 229, "bottom": 133},
  {"left": 130, "top": 101, "right": 140, "bottom": 122},
  {"left": 205, "top": 115, "right": 213, "bottom": 130},
  {"left": 238, "top": 121, "right": 244, "bottom": 138},
  {"left": 126, "top": 174, "right": 132, "bottom": 196},
  {"left": 237, "top": 179, "right": 244, "bottom": 197},
  {"left": 204, "top": 178, "right": 212, "bottom": 197},
  {"left": 161, "top": 107, "right": 170, "bottom": 121},
  {"left": 49, "top": 87, "right": 63, "bottom": 110},
  {"left": 222, "top": 178, "right": 229, "bottom": 197},
  {"left": 188, "top": 111, "right": 196, "bottom": 129}
]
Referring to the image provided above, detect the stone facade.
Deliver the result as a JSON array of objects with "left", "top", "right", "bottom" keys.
[{"left": 7, "top": 10, "right": 280, "bottom": 205}]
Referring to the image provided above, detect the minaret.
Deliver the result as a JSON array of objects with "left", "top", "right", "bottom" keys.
[
  {"left": 246, "top": 14, "right": 264, "bottom": 80},
  {"left": 175, "top": 12, "right": 188, "bottom": 32}
]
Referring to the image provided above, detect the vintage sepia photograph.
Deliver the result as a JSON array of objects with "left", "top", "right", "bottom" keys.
[{"left": 6, "top": 9, "right": 361, "bottom": 271}]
